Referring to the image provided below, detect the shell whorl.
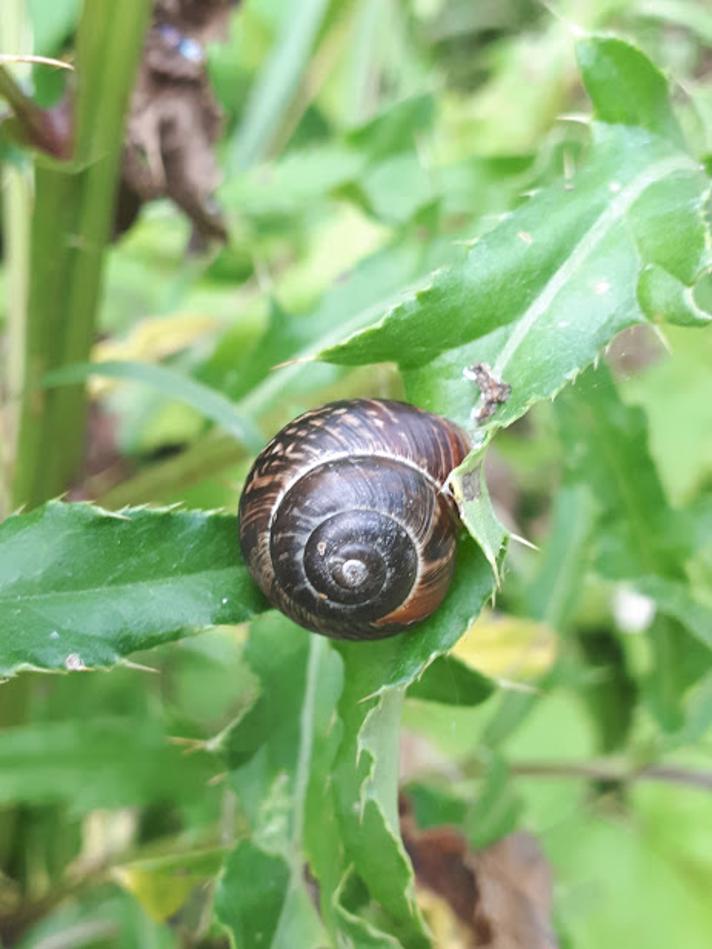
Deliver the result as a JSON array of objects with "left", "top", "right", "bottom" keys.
[{"left": 238, "top": 399, "right": 470, "bottom": 640}]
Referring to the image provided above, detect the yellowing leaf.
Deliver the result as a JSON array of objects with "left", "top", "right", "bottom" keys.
[
  {"left": 452, "top": 611, "right": 557, "bottom": 683},
  {"left": 416, "top": 886, "right": 471, "bottom": 949},
  {"left": 90, "top": 313, "right": 221, "bottom": 395},
  {"left": 113, "top": 848, "right": 225, "bottom": 922}
]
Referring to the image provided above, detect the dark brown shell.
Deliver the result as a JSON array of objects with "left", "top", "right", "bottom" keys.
[{"left": 238, "top": 399, "right": 470, "bottom": 640}]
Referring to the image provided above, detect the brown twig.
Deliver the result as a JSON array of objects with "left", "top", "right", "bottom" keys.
[{"left": 510, "top": 759, "right": 712, "bottom": 792}]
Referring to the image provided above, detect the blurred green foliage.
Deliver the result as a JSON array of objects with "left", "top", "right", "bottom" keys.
[{"left": 1, "top": 1, "right": 712, "bottom": 947}]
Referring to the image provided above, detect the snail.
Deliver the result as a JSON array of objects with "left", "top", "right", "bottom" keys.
[{"left": 238, "top": 399, "right": 470, "bottom": 640}]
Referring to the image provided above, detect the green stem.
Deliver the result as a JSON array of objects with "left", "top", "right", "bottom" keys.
[
  {"left": 0, "top": 0, "right": 32, "bottom": 872},
  {"left": 1, "top": 0, "right": 149, "bottom": 895},
  {"left": 0, "top": 153, "right": 31, "bottom": 520},
  {"left": 0, "top": 11, "right": 32, "bottom": 520},
  {"left": 11, "top": 0, "right": 150, "bottom": 510}
]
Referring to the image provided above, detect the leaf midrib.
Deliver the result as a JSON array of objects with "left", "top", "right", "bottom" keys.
[
  {"left": 472, "top": 153, "right": 697, "bottom": 409},
  {"left": 0, "top": 565, "right": 242, "bottom": 606}
]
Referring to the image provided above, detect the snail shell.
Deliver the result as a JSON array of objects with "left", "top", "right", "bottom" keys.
[{"left": 238, "top": 399, "right": 470, "bottom": 640}]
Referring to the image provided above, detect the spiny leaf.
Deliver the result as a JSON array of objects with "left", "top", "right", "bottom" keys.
[
  {"left": 216, "top": 616, "right": 341, "bottom": 949},
  {"left": 320, "top": 127, "right": 687, "bottom": 371},
  {"left": 333, "top": 659, "right": 429, "bottom": 949},
  {"left": 315, "top": 38, "right": 709, "bottom": 480},
  {"left": 449, "top": 456, "right": 508, "bottom": 584},
  {"left": 0, "top": 501, "right": 265, "bottom": 676}
]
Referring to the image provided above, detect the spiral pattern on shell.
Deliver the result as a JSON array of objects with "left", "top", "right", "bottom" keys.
[{"left": 238, "top": 399, "right": 470, "bottom": 640}]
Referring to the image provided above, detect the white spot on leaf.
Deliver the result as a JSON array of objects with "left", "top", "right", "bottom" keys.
[{"left": 65, "top": 653, "right": 87, "bottom": 671}]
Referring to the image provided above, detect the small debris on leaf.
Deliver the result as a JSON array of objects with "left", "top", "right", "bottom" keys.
[{"left": 464, "top": 363, "right": 512, "bottom": 423}]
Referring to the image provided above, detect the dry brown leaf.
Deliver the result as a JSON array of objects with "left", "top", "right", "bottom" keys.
[
  {"left": 402, "top": 800, "right": 557, "bottom": 948},
  {"left": 118, "top": 1, "right": 239, "bottom": 241}
]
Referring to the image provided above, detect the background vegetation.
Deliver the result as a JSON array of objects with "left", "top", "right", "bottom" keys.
[{"left": 1, "top": 1, "right": 711, "bottom": 947}]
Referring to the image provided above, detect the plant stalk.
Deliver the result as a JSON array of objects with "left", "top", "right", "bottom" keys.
[
  {"left": 10, "top": 0, "right": 150, "bottom": 510},
  {"left": 510, "top": 759, "right": 712, "bottom": 791},
  {"left": 0, "top": 7, "right": 32, "bottom": 518}
]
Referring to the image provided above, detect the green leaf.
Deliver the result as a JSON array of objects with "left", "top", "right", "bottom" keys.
[
  {"left": 230, "top": 0, "right": 331, "bottom": 170},
  {"left": 405, "top": 783, "right": 467, "bottom": 830},
  {"left": 324, "top": 122, "right": 704, "bottom": 455},
  {"left": 219, "top": 614, "right": 324, "bottom": 774},
  {"left": 628, "top": 169, "right": 712, "bottom": 287},
  {"left": 222, "top": 96, "right": 437, "bottom": 223},
  {"left": 576, "top": 35, "right": 684, "bottom": 144},
  {"left": 622, "top": 326, "right": 712, "bottom": 504},
  {"left": 356, "top": 153, "right": 436, "bottom": 226},
  {"left": 629, "top": 169, "right": 712, "bottom": 326},
  {"left": 333, "top": 658, "right": 430, "bottom": 949},
  {"left": 43, "top": 359, "right": 265, "bottom": 452},
  {"left": 449, "top": 456, "right": 508, "bottom": 584},
  {"left": 319, "top": 128, "right": 692, "bottom": 373},
  {"left": 16, "top": 891, "right": 175, "bottom": 949},
  {"left": 216, "top": 841, "right": 292, "bottom": 949},
  {"left": 644, "top": 615, "right": 696, "bottom": 731},
  {"left": 221, "top": 143, "right": 365, "bottom": 218},
  {"left": 553, "top": 366, "right": 711, "bottom": 725},
  {"left": 233, "top": 231, "right": 463, "bottom": 412},
  {"left": 551, "top": 779, "right": 712, "bottom": 947},
  {"left": 217, "top": 841, "right": 327, "bottom": 949},
  {"left": 322, "top": 537, "right": 495, "bottom": 946},
  {"left": 216, "top": 615, "right": 341, "bottom": 948},
  {"left": 464, "top": 754, "right": 522, "bottom": 849},
  {"left": 554, "top": 365, "right": 687, "bottom": 579},
  {"left": 638, "top": 264, "right": 712, "bottom": 327},
  {"left": 331, "top": 881, "right": 404, "bottom": 948},
  {"left": 406, "top": 653, "right": 494, "bottom": 707},
  {"left": 524, "top": 483, "right": 598, "bottom": 628},
  {"left": 636, "top": 576, "right": 712, "bottom": 650},
  {"left": 577, "top": 627, "right": 638, "bottom": 754},
  {"left": 0, "top": 717, "right": 213, "bottom": 811},
  {"left": 314, "top": 42, "right": 710, "bottom": 490},
  {"left": 29, "top": 0, "right": 80, "bottom": 56},
  {"left": 0, "top": 502, "right": 265, "bottom": 676},
  {"left": 346, "top": 95, "right": 436, "bottom": 161}
]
